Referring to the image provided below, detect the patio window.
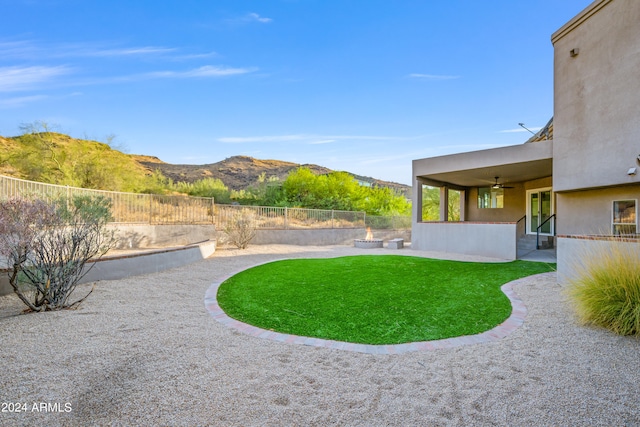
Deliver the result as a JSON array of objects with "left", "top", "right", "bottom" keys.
[
  {"left": 612, "top": 200, "right": 637, "bottom": 235},
  {"left": 478, "top": 187, "right": 503, "bottom": 209}
]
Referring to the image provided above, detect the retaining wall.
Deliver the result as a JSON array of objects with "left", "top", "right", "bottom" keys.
[
  {"left": 557, "top": 235, "right": 640, "bottom": 284},
  {"left": 217, "top": 228, "right": 411, "bottom": 246},
  {"left": 1, "top": 227, "right": 411, "bottom": 297},
  {"left": 110, "top": 224, "right": 216, "bottom": 249},
  {"left": 0, "top": 240, "right": 217, "bottom": 297}
]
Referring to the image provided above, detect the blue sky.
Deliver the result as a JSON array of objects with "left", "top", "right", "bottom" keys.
[{"left": 1, "top": 0, "right": 591, "bottom": 185}]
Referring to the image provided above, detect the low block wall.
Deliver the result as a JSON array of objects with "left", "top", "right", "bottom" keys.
[
  {"left": 217, "top": 228, "right": 411, "bottom": 246},
  {"left": 412, "top": 221, "right": 517, "bottom": 260},
  {"left": 557, "top": 235, "right": 640, "bottom": 284},
  {"left": 82, "top": 240, "right": 217, "bottom": 282},
  {"left": 0, "top": 240, "right": 217, "bottom": 297},
  {"left": 110, "top": 224, "right": 216, "bottom": 249}
]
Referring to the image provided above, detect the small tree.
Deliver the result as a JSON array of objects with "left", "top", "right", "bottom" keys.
[
  {"left": 0, "top": 195, "right": 116, "bottom": 312},
  {"left": 224, "top": 208, "right": 257, "bottom": 249}
]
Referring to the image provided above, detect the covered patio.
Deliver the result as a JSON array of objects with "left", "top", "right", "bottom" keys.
[{"left": 412, "top": 139, "right": 554, "bottom": 260}]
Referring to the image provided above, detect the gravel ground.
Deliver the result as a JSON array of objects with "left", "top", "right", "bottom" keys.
[{"left": 0, "top": 244, "right": 638, "bottom": 426}]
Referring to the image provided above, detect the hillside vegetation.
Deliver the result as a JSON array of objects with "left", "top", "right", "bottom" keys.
[
  {"left": 0, "top": 131, "right": 150, "bottom": 192},
  {"left": 0, "top": 126, "right": 412, "bottom": 216}
]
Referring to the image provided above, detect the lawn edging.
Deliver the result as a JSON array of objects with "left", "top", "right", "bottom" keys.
[{"left": 205, "top": 262, "right": 553, "bottom": 354}]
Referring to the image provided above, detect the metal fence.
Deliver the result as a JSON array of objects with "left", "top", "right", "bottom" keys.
[
  {"left": 214, "top": 204, "right": 366, "bottom": 230},
  {"left": 0, "top": 175, "right": 215, "bottom": 224},
  {"left": 0, "top": 175, "right": 410, "bottom": 229},
  {"left": 365, "top": 214, "right": 411, "bottom": 230}
]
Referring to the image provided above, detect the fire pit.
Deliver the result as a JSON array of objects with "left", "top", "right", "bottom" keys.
[{"left": 354, "top": 227, "right": 384, "bottom": 249}]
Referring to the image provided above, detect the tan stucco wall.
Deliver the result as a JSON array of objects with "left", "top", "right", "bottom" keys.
[
  {"left": 464, "top": 176, "right": 552, "bottom": 222},
  {"left": 556, "top": 186, "right": 640, "bottom": 235},
  {"left": 524, "top": 176, "right": 552, "bottom": 191},
  {"left": 557, "top": 237, "right": 640, "bottom": 284},
  {"left": 465, "top": 184, "right": 525, "bottom": 222},
  {"left": 552, "top": 0, "right": 640, "bottom": 192},
  {"left": 411, "top": 222, "right": 517, "bottom": 260}
]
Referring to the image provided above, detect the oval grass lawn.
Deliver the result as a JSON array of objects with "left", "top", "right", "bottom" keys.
[{"left": 217, "top": 255, "right": 555, "bottom": 345}]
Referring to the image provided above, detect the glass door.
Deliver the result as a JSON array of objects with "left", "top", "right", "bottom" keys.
[{"left": 528, "top": 188, "right": 553, "bottom": 235}]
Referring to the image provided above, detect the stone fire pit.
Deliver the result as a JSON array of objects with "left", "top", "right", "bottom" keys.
[{"left": 354, "top": 238, "right": 384, "bottom": 249}]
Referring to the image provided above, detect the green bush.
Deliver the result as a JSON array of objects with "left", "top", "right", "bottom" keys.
[{"left": 567, "top": 243, "right": 640, "bottom": 336}]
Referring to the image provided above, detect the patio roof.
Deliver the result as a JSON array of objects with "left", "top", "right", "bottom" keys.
[{"left": 413, "top": 139, "right": 553, "bottom": 189}]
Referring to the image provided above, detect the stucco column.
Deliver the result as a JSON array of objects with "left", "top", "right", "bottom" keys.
[
  {"left": 459, "top": 189, "right": 466, "bottom": 221},
  {"left": 413, "top": 178, "right": 423, "bottom": 222},
  {"left": 439, "top": 186, "right": 449, "bottom": 221}
]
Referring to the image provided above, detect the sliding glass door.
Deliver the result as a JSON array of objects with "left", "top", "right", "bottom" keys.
[{"left": 528, "top": 188, "right": 553, "bottom": 235}]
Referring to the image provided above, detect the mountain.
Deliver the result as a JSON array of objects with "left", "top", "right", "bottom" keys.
[
  {"left": 0, "top": 131, "right": 410, "bottom": 196},
  {"left": 133, "top": 154, "right": 411, "bottom": 196}
]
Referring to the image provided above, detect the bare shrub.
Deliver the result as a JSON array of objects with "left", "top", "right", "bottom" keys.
[
  {"left": 224, "top": 208, "right": 257, "bottom": 249},
  {"left": 0, "top": 196, "right": 116, "bottom": 312}
]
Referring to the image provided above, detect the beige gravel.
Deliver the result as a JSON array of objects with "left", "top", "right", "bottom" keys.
[{"left": 0, "top": 244, "right": 638, "bottom": 426}]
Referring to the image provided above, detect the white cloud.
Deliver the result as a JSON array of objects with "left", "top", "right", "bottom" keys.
[
  {"left": 0, "top": 40, "right": 38, "bottom": 59},
  {"left": 499, "top": 127, "right": 542, "bottom": 133},
  {"left": 0, "top": 65, "right": 72, "bottom": 92},
  {"left": 0, "top": 94, "right": 48, "bottom": 108},
  {"left": 246, "top": 13, "right": 272, "bottom": 23},
  {"left": 408, "top": 73, "right": 460, "bottom": 80},
  {"left": 218, "top": 134, "right": 306, "bottom": 143},
  {"left": 309, "top": 139, "right": 335, "bottom": 145},
  {"left": 143, "top": 66, "right": 257, "bottom": 79},
  {"left": 85, "top": 46, "right": 177, "bottom": 57},
  {"left": 217, "top": 134, "right": 403, "bottom": 144},
  {"left": 0, "top": 39, "right": 213, "bottom": 61},
  {"left": 172, "top": 51, "right": 218, "bottom": 61}
]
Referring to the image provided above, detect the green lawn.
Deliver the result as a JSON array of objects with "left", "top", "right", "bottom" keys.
[{"left": 217, "top": 255, "right": 555, "bottom": 345}]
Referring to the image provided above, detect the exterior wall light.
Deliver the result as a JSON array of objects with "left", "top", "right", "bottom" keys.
[
  {"left": 628, "top": 167, "right": 637, "bottom": 176},
  {"left": 570, "top": 48, "right": 580, "bottom": 57}
]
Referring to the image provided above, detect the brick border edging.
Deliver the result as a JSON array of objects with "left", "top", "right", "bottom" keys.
[
  {"left": 557, "top": 234, "right": 640, "bottom": 242},
  {"left": 204, "top": 267, "right": 544, "bottom": 355}
]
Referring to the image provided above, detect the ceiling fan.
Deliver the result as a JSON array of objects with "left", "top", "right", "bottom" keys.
[{"left": 492, "top": 177, "right": 514, "bottom": 189}]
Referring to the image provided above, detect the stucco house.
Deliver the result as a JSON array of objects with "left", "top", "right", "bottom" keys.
[{"left": 411, "top": 0, "right": 640, "bottom": 283}]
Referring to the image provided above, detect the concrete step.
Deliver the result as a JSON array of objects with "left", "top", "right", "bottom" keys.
[{"left": 517, "top": 235, "right": 554, "bottom": 250}]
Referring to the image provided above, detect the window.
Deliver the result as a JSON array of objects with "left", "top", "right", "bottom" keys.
[
  {"left": 420, "top": 185, "right": 461, "bottom": 221},
  {"left": 612, "top": 200, "right": 637, "bottom": 235},
  {"left": 448, "top": 189, "right": 461, "bottom": 221},
  {"left": 421, "top": 185, "right": 439, "bottom": 221},
  {"left": 478, "top": 187, "right": 503, "bottom": 209}
]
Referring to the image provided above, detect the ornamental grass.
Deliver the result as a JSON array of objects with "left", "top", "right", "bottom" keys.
[{"left": 568, "top": 243, "right": 640, "bottom": 336}]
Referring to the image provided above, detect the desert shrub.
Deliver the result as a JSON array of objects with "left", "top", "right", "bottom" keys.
[
  {"left": 172, "top": 177, "right": 232, "bottom": 203},
  {"left": 567, "top": 242, "right": 640, "bottom": 336},
  {"left": 0, "top": 195, "right": 116, "bottom": 312},
  {"left": 224, "top": 208, "right": 257, "bottom": 249}
]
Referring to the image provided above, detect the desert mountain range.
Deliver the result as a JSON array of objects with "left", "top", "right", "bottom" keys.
[
  {"left": 0, "top": 131, "right": 410, "bottom": 196},
  {"left": 133, "top": 154, "right": 411, "bottom": 195}
]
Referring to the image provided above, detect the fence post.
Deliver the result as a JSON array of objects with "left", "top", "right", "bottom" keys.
[
  {"left": 284, "top": 207, "right": 288, "bottom": 229},
  {"left": 149, "top": 194, "right": 153, "bottom": 224},
  {"left": 331, "top": 210, "right": 334, "bottom": 229}
]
